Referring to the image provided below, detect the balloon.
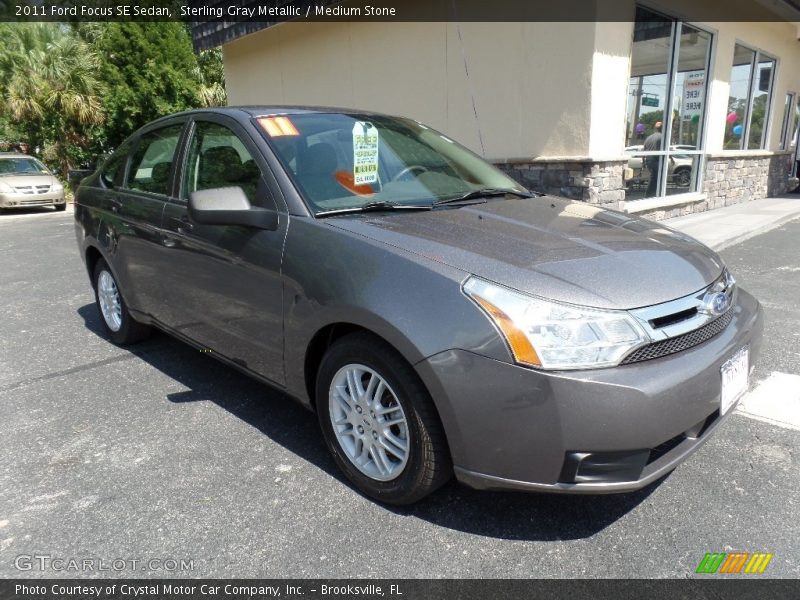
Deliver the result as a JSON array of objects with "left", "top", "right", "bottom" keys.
[
  {"left": 726, "top": 111, "right": 738, "bottom": 124},
  {"left": 732, "top": 124, "right": 743, "bottom": 136},
  {"left": 635, "top": 123, "right": 645, "bottom": 134},
  {"left": 691, "top": 114, "right": 700, "bottom": 124}
]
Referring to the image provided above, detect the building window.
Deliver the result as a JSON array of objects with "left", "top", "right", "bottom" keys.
[
  {"left": 625, "top": 6, "right": 712, "bottom": 200},
  {"left": 723, "top": 44, "right": 776, "bottom": 150},
  {"left": 779, "top": 92, "right": 797, "bottom": 150},
  {"left": 790, "top": 97, "right": 800, "bottom": 179}
]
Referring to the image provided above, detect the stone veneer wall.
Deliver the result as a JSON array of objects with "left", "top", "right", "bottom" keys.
[
  {"left": 494, "top": 158, "right": 627, "bottom": 208},
  {"left": 702, "top": 151, "right": 795, "bottom": 209},
  {"left": 498, "top": 152, "right": 796, "bottom": 222}
]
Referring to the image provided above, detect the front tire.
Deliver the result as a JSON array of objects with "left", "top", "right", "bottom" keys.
[
  {"left": 54, "top": 202, "right": 66, "bottom": 212},
  {"left": 316, "top": 332, "right": 451, "bottom": 505},
  {"left": 675, "top": 168, "right": 691, "bottom": 187},
  {"left": 93, "top": 259, "right": 151, "bottom": 345}
]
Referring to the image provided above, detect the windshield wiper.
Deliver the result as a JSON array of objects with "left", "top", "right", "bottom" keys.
[
  {"left": 433, "top": 188, "right": 538, "bottom": 206},
  {"left": 316, "top": 200, "right": 432, "bottom": 218}
]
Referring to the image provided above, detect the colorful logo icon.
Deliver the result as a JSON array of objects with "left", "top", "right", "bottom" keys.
[{"left": 696, "top": 552, "right": 773, "bottom": 574}]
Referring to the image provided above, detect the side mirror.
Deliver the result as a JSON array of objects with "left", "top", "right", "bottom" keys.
[
  {"left": 68, "top": 168, "right": 95, "bottom": 190},
  {"left": 188, "top": 186, "right": 279, "bottom": 231}
]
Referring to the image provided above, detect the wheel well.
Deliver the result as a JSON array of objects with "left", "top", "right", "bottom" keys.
[
  {"left": 304, "top": 323, "right": 390, "bottom": 409},
  {"left": 85, "top": 246, "right": 102, "bottom": 284}
]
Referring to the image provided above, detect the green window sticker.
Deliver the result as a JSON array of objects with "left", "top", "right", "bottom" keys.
[{"left": 353, "top": 122, "right": 379, "bottom": 185}]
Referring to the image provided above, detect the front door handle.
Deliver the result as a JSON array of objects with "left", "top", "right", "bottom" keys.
[
  {"left": 109, "top": 198, "right": 123, "bottom": 213},
  {"left": 169, "top": 215, "right": 194, "bottom": 235}
]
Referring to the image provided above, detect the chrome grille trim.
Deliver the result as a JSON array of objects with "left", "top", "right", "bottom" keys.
[
  {"left": 621, "top": 308, "right": 734, "bottom": 364},
  {"left": 12, "top": 185, "right": 51, "bottom": 194},
  {"left": 620, "top": 270, "right": 737, "bottom": 365},
  {"left": 628, "top": 270, "right": 736, "bottom": 341}
]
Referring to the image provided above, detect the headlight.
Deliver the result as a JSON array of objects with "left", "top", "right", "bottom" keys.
[
  {"left": 463, "top": 277, "right": 650, "bottom": 370},
  {"left": 52, "top": 182, "right": 64, "bottom": 192},
  {"left": 0, "top": 181, "right": 13, "bottom": 193}
]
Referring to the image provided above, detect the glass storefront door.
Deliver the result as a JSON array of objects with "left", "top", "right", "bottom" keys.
[{"left": 625, "top": 6, "right": 712, "bottom": 200}]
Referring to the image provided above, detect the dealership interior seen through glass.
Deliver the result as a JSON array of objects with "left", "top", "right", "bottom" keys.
[{"left": 626, "top": 7, "right": 712, "bottom": 200}]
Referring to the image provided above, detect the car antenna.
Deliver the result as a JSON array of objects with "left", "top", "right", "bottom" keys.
[{"left": 451, "top": 0, "right": 486, "bottom": 157}]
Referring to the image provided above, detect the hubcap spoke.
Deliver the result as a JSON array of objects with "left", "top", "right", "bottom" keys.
[
  {"left": 329, "top": 363, "right": 410, "bottom": 482},
  {"left": 375, "top": 403, "right": 401, "bottom": 416},
  {"left": 334, "top": 386, "right": 353, "bottom": 413},
  {"left": 370, "top": 381, "right": 386, "bottom": 406},
  {"left": 381, "top": 416, "right": 405, "bottom": 427},
  {"left": 346, "top": 368, "right": 362, "bottom": 399},
  {"left": 383, "top": 431, "right": 408, "bottom": 453},
  {"left": 379, "top": 437, "right": 406, "bottom": 460}
]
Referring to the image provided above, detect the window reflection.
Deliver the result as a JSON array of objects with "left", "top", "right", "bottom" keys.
[
  {"left": 625, "top": 8, "right": 710, "bottom": 200},
  {"left": 724, "top": 44, "right": 775, "bottom": 151}
]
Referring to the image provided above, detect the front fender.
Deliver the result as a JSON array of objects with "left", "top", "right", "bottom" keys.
[{"left": 281, "top": 218, "right": 511, "bottom": 403}]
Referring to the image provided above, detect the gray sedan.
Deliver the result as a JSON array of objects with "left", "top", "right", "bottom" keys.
[{"left": 74, "top": 107, "right": 762, "bottom": 504}]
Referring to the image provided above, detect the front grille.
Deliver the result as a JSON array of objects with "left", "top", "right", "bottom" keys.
[
  {"left": 13, "top": 185, "right": 51, "bottom": 194},
  {"left": 622, "top": 308, "right": 734, "bottom": 364}
]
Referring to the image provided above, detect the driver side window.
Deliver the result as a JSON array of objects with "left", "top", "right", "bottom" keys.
[{"left": 183, "top": 122, "right": 263, "bottom": 205}]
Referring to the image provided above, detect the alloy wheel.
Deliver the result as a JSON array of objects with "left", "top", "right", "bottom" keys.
[
  {"left": 328, "top": 363, "right": 410, "bottom": 481},
  {"left": 97, "top": 270, "right": 123, "bottom": 332}
]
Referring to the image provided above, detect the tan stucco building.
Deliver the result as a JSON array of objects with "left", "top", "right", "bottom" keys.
[{"left": 196, "top": 0, "right": 800, "bottom": 219}]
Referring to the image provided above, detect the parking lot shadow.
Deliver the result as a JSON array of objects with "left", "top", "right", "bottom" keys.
[{"left": 78, "top": 303, "right": 661, "bottom": 541}]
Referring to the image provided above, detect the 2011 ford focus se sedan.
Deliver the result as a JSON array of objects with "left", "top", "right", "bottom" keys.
[{"left": 74, "top": 107, "right": 762, "bottom": 504}]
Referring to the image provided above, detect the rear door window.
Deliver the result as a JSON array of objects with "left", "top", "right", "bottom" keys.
[{"left": 127, "top": 124, "right": 184, "bottom": 196}]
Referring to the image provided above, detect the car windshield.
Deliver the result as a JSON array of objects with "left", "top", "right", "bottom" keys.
[
  {"left": 0, "top": 157, "right": 51, "bottom": 176},
  {"left": 256, "top": 113, "right": 528, "bottom": 214}
]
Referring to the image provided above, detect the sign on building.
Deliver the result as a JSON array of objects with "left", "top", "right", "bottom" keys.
[{"left": 683, "top": 72, "right": 705, "bottom": 118}]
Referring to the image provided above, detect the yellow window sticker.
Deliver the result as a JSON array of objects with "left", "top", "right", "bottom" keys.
[
  {"left": 257, "top": 116, "right": 299, "bottom": 137},
  {"left": 352, "top": 122, "right": 379, "bottom": 185}
]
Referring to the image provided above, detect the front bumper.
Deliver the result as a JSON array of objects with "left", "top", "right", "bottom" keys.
[
  {"left": 415, "top": 288, "right": 763, "bottom": 493},
  {"left": 0, "top": 191, "right": 65, "bottom": 208}
]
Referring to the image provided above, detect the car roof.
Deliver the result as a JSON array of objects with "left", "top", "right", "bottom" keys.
[
  {"left": 0, "top": 153, "right": 33, "bottom": 159},
  {"left": 145, "top": 105, "right": 396, "bottom": 128}
]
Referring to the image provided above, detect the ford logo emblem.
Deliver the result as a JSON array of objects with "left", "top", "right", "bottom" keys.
[{"left": 704, "top": 291, "right": 730, "bottom": 315}]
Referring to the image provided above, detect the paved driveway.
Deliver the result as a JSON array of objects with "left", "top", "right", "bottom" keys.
[{"left": 0, "top": 209, "right": 797, "bottom": 578}]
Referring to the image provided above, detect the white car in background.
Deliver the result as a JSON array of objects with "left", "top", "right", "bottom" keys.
[
  {"left": 625, "top": 145, "right": 695, "bottom": 187},
  {"left": 0, "top": 153, "right": 66, "bottom": 211}
]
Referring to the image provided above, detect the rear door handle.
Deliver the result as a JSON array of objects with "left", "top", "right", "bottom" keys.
[{"left": 109, "top": 198, "right": 123, "bottom": 213}]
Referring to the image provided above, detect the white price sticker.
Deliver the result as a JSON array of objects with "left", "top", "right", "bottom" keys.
[{"left": 353, "top": 122, "right": 379, "bottom": 185}]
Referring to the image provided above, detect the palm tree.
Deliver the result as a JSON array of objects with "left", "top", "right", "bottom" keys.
[
  {"left": 0, "top": 24, "right": 104, "bottom": 176},
  {"left": 195, "top": 48, "right": 227, "bottom": 108}
]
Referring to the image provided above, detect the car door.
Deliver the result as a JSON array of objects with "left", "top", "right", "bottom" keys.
[
  {"left": 106, "top": 121, "right": 186, "bottom": 319},
  {"left": 159, "top": 115, "right": 288, "bottom": 385}
]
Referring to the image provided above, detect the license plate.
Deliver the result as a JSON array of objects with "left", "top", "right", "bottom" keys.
[{"left": 720, "top": 346, "right": 749, "bottom": 414}]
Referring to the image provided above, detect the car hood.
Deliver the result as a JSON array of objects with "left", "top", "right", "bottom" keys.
[
  {"left": 325, "top": 197, "right": 724, "bottom": 309},
  {"left": 0, "top": 174, "right": 57, "bottom": 187}
]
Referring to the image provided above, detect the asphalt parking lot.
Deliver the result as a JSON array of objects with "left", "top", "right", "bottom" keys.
[{"left": 1, "top": 207, "right": 798, "bottom": 578}]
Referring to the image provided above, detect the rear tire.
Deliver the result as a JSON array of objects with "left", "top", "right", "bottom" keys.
[
  {"left": 316, "top": 332, "right": 451, "bottom": 505},
  {"left": 93, "top": 259, "right": 151, "bottom": 345}
]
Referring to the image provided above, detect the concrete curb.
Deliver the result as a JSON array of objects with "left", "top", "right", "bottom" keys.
[
  {"left": 710, "top": 211, "right": 800, "bottom": 251},
  {"left": 664, "top": 196, "right": 800, "bottom": 251}
]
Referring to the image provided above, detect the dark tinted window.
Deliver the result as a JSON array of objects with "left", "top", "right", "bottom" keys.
[
  {"left": 127, "top": 124, "right": 184, "bottom": 196},
  {"left": 100, "top": 144, "right": 130, "bottom": 188},
  {"left": 183, "top": 121, "right": 262, "bottom": 204}
]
